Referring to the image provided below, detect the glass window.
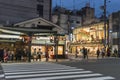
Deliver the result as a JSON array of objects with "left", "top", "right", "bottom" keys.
[
  {"left": 37, "top": 4, "right": 43, "bottom": 17},
  {"left": 76, "top": 21, "right": 80, "bottom": 24},
  {"left": 58, "top": 46, "right": 63, "bottom": 55}
]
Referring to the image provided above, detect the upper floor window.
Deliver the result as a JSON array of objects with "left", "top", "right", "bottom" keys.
[
  {"left": 76, "top": 21, "right": 80, "bottom": 24},
  {"left": 37, "top": 0, "right": 44, "bottom": 2},
  {"left": 37, "top": 4, "right": 43, "bottom": 17}
]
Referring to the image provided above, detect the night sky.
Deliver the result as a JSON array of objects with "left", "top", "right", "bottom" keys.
[{"left": 52, "top": 0, "right": 120, "bottom": 17}]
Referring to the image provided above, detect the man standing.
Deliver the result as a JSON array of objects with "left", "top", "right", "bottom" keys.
[
  {"left": 96, "top": 48, "right": 100, "bottom": 59},
  {"left": 37, "top": 49, "right": 42, "bottom": 61}
]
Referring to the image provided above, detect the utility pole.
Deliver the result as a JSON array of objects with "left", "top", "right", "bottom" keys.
[
  {"left": 55, "top": 35, "right": 58, "bottom": 62},
  {"left": 104, "top": 0, "right": 107, "bottom": 49}
]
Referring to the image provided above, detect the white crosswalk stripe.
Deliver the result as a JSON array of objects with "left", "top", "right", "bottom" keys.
[
  {"left": 2, "top": 62, "right": 115, "bottom": 80},
  {"left": 0, "top": 66, "right": 5, "bottom": 80}
]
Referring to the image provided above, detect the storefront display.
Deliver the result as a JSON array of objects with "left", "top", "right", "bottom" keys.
[{"left": 71, "top": 22, "right": 107, "bottom": 56}]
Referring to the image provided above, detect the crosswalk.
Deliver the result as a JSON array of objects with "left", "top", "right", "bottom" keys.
[
  {"left": 0, "top": 64, "right": 5, "bottom": 80},
  {"left": 1, "top": 62, "right": 115, "bottom": 80}
]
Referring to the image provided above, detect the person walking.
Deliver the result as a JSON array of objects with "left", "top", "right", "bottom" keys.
[
  {"left": 82, "top": 47, "right": 88, "bottom": 59},
  {"left": 107, "top": 48, "right": 111, "bottom": 57},
  {"left": 75, "top": 48, "right": 78, "bottom": 58},
  {"left": 96, "top": 48, "right": 100, "bottom": 59},
  {"left": 101, "top": 48, "right": 105, "bottom": 58},
  {"left": 37, "top": 49, "right": 42, "bottom": 61},
  {"left": 82, "top": 47, "right": 86, "bottom": 59},
  {"left": 32, "top": 48, "right": 37, "bottom": 61},
  {"left": 4, "top": 48, "right": 9, "bottom": 63},
  {"left": 114, "top": 48, "right": 118, "bottom": 57}
]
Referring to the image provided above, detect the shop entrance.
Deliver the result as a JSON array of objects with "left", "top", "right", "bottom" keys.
[{"left": 31, "top": 45, "right": 55, "bottom": 62}]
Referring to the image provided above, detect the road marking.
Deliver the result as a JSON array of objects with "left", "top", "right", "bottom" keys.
[
  {"left": 4, "top": 67, "right": 76, "bottom": 73},
  {"left": 0, "top": 74, "right": 5, "bottom": 78},
  {"left": 2, "top": 63, "right": 115, "bottom": 80},
  {"left": 75, "top": 76, "right": 115, "bottom": 80},
  {"left": 6, "top": 71, "right": 93, "bottom": 79},
  {"left": 5, "top": 68, "right": 84, "bottom": 75},
  {"left": 17, "top": 73, "right": 102, "bottom": 80}
]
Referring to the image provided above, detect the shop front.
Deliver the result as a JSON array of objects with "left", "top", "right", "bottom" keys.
[
  {"left": 0, "top": 17, "right": 66, "bottom": 62},
  {"left": 31, "top": 36, "right": 66, "bottom": 61},
  {"left": 71, "top": 22, "right": 107, "bottom": 56},
  {"left": 0, "top": 30, "right": 66, "bottom": 62}
]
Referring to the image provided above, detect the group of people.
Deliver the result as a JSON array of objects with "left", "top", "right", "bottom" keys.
[
  {"left": 0, "top": 48, "right": 30, "bottom": 63},
  {"left": 32, "top": 48, "right": 43, "bottom": 61},
  {"left": 96, "top": 47, "right": 119, "bottom": 59},
  {"left": 0, "top": 48, "right": 14, "bottom": 62},
  {"left": 96, "top": 48, "right": 106, "bottom": 59},
  {"left": 78, "top": 47, "right": 119, "bottom": 59}
]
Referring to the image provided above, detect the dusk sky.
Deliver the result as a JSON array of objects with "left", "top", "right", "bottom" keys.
[{"left": 52, "top": 0, "right": 120, "bottom": 17}]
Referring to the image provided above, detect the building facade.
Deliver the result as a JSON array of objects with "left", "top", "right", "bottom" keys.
[
  {"left": 0, "top": 17, "right": 66, "bottom": 62},
  {"left": 109, "top": 11, "right": 120, "bottom": 52},
  {"left": 0, "top": 0, "right": 51, "bottom": 25},
  {"left": 52, "top": 7, "right": 82, "bottom": 34},
  {"left": 71, "top": 22, "right": 107, "bottom": 56},
  {"left": 76, "top": 3, "right": 98, "bottom": 25}
]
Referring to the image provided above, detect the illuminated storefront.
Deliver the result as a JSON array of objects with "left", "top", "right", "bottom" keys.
[
  {"left": 0, "top": 26, "right": 66, "bottom": 62},
  {"left": 0, "top": 17, "right": 66, "bottom": 62},
  {"left": 31, "top": 36, "right": 66, "bottom": 59},
  {"left": 71, "top": 22, "right": 108, "bottom": 56}
]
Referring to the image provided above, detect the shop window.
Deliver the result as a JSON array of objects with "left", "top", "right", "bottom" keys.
[
  {"left": 76, "top": 21, "right": 80, "bottom": 24},
  {"left": 58, "top": 46, "right": 63, "bottom": 55}
]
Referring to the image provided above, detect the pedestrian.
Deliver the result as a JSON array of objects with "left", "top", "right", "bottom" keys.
[
  {"left": 75, "top": 48, "right": 78, "bottom": 58},
  {"left": 82, "top": 47, "right": 86, "bottom": 59},
  {"left": 32, "top": 48, "right": 37, "bottom": 61},
  {"left": 23, "top": 49, "right": 28, "bottom": 62},
  {"left": 85, "top": 48, "right": 88, "bottom": 59},
  {"left": 0, "top": 48, "right": 4, "bottom": 62},
  {"left": 114, "top": 48, "right": 118, "bottom": 57},
  {"left": 107, "top": 48, "right": 111, "bottom": 57},
  {"left": 82, "top": 47, "right": 88, "bottom": 59},
  {"left": 96, "top": 48, "right": 100, "bottom": 59},
  {"left": 37, "top": 49, "right": 42, "bottom": 61},
  {"left": 101, "top": 48, "right": 105, "bottom": 58},
  {"left": 4, "top": 48, "right": 9, "bottom": 63}
]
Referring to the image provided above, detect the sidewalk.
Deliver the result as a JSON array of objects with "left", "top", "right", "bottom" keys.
[{"left": 67, "top": 53, "right": 120, "bottom": 61}]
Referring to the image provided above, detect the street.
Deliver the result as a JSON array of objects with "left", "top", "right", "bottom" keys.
[
  {"left": 58, "top": 58, "right": 120, "bottom": 80},
  {"left": 0, "top": 58, "right": 119, "bottom": 80}
]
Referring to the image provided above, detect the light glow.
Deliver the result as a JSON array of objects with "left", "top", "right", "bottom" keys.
[{"left": 0, "top": 34, "right": 21, "bottom": 39}]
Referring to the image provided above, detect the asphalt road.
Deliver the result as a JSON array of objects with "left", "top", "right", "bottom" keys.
[
  {"left": 0, "top": 58, "right": 120, "bottom": 80},
  {"left": 57, "top": 58, "right": 120, "bottom": 80}
]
